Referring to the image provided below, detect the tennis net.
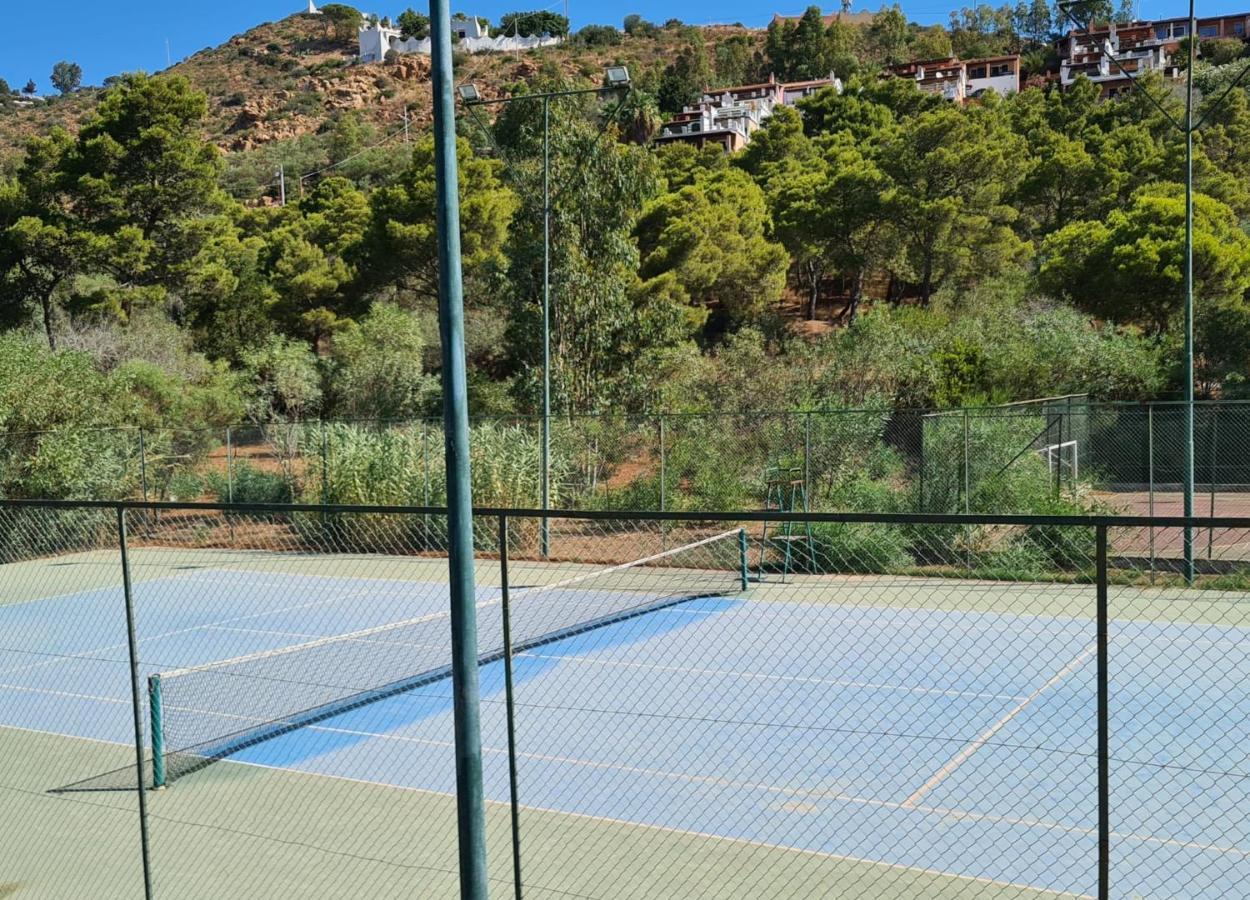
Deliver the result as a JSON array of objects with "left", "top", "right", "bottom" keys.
[{"left": 148, "top": 527, "right": 748, "bottom": 787}]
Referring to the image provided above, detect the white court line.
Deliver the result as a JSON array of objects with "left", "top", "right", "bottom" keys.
[
  {"left": 202, "top": 624, "right": 452, "bottom": 652},
  {"left": 8, "top": 684, "right": 1247, "bottom": 866},
  {"left": 0, "top": 682, "right": 132, "bottom": 705},
  {"left": 517, "top": 651, "right": 1030, "bottom": 703},
  {"left": 0, "top": 578, "right": 435, "bottom": 679},
  {"left": 268, "top": 721, "right": 1250, "bottom": 861},
  {"left": 0, "top": 568, "right": 316, "bottom": 613},
  {"left": 0, "top": 721, "right": 130, "bottom": 746},
  {"left": 166, "top": 752, "right": 1098, "bottom": 900},
  {"left": 903, "top": 641, "right": 1098, "bottom": 808}
]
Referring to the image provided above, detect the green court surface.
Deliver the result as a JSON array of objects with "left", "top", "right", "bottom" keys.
[{"left": 1, "top": 727, "right": 1085, "bottom": 899}]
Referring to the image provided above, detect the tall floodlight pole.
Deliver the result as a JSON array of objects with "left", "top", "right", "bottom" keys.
[
  {"left": 457, "top": 70, "right": 633, "bottom": 559},
  {"left": 1182, "top": 0, "right": 1196, "bottom": 584},
  {"left": 429, "top": 0, "right": 489, "bottom": 894},
  {"left": 1056, "top": 2, "right": 1250, "bottom": 583},
  {"left": 541, "top": 93, "right": 552, "bottom": 558}
]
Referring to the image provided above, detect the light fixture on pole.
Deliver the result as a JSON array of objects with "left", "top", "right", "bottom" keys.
[{"left": 456, "top": 69, "right": 634, "bottom": 559}]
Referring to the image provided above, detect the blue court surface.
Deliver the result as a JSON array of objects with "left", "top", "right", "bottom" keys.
[{"left": 2, "top": 566, "right": 1248, "bottom": 898}]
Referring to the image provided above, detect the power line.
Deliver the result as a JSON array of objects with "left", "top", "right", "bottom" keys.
[{"left": 297, "top": 114, "right": 412, "bottom": 186}]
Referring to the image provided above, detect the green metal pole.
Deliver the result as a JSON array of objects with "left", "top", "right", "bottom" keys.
[
  {"left": 433, "top": 0, "right": 490, "bottom": 893},
  {"left": 225, "top": 426, "right": 235, "bottom": 542},
  {"left": 963, "top": 409, "right": 971, "bottom": 570},
  {"left": 1183, "top": 0, "right": 1196, "bottom": 585},
  {"left": 1148, "top": 404, "right": 1156, "bottom": 584},
  {"left": 540, "top": 95, "right": 551, "bottom": 560},
  {"left": 117, "top": 508, "right": 155, "bottom": 898},
  {"left": 498, "top": 515, "right": 524, "bottom": 900},
  {"left": 149, "top": 674, "right": 165, "bottom": 789},
  {"left": 738, "top": 527, "right": 749, "bottom": 592},
  {"left": 658, "top": 414, "right": 666, "bottom": 551},
  {"left": 803, "top": 411, "right": 812, "bottom": 504},
  {"left": 918, "top": 413, "right": 925, "bottom": 512},
  {"left": 1208, "top": 404, "right": 1217, "bottom": 559},
  {"left": 138, "top": 428, "right": 148, "bottom": 502},
  {"left": 962, "top": 409, "right": 970, "bottom": 514},
  {"left": 320, "top": 422, "right": 330, "bottom": 508},
  {"left": 1096, "top": 524, "right": 1110, "bottom": 900},
  {"left": 423, "top": 419, "right": 431, "bottom": 548},
  {"left": 225, "top": 427, "right": 234, "bottom": 503}
]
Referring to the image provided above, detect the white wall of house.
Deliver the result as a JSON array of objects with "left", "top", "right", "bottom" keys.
[
  {"left": 967, "top": 71, "right": 1017, "bottom": 96},
  {"left": 358, "top": 20, "right": 561, "bottom": 61}
]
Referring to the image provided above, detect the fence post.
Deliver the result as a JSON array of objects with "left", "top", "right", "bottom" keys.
[
  {"left": 659, "top": 415, "right": 666, "bottom": 512},
  {"left": 1147, "top": 405, "right": 1155, "bottom": 583},
  {"left": 918, "top": 413, "right": 925, "bottom": 513},
  {"left": 225, "top": 427, "right": 234, "bottom": 503},
  {"left": 803, "top": 412, "right": 812, "bottom": 505},
  {"left": 422, "top": 420, "right": 431, "bottom": 547},
  {"left": 1208, "top": 405, "right": 1218, "bottom": 559},
  {"left": 320, "top": 421, "right": 330, "bottom": 508},
  {"left": 1096, "top": 523, "right": 1110, "bottom": 900},
  {"left": 738, "top": 527, "right": 749, "bottom": 592},
  {"left": 962, "top": 410, "right": 971, "bottom": 567},
  {"left": 498, "top": 514, "right": 523, "bottom": 900},
  {"left": 962, "top": 410, "right": 970, "bottom": 514},
  {"left": 541, "top": 412, "right": 550, "bottom": 560},
  {"left": 658, "top": 416, "right": 667, "bottom": 551},
  {"left": 137, "top": 428, "right": 150, "bottom": 527},
  {"left": 225, "top": 426, "right": 235, "bottom": 543},
  {"left": 117, "top": 507, "right": 155, "bottom": 900}
]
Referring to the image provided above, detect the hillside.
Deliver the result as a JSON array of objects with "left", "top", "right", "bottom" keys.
[{"left": 0, "top": 13, "right": 760, "bottom": 194}]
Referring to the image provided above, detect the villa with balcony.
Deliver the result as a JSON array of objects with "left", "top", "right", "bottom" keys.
[
  {"left": 888, "top": 55, "right": 1022, "bottom": 104},
  {"left": 1059, "top": 13, "right": 1249, "bottom": 97},
  {"left": 653, "top": 73, "right": 842, "bottom": 152}
]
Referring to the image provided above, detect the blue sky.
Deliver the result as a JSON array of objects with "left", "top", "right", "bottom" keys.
[{"left": 2, "top": 0, "right": 1246, "bottom": 94}]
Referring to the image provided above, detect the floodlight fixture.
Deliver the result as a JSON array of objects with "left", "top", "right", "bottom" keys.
[
  {"left": 457, "top": 82, "right": 481, "bottom": 104},
  {"left": 605, "top": 65, "right": 631, "bottom": 88}
]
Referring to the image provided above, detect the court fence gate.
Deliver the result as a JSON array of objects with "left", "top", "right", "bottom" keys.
[{"left": 1, "top": 499, "right": 1248, "bottom": 899}]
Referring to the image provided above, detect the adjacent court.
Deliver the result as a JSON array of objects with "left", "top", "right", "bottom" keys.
[{"left": 1, "top": 545, "right": 1248, "bottom": 898}]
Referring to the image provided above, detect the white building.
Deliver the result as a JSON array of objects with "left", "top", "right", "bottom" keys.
[
  {"left": 1058, "top": 14, "right": 1248, "bottom": 96},
  {"left": 965, "top": 56, "right": 1021, "bottom": 98},
  {"left": 358, "top": 15, "right": 561, "bottom": 61},
  {"left": 888, "top": 55, "right": 1020, "bottom": 103},
  {"left": 655, "top": 73, "right": 842, "bottom": 152}
]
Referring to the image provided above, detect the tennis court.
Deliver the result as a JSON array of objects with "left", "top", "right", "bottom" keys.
[{"left": 2, "top": 526, "right": 1248, "bottom": 899}]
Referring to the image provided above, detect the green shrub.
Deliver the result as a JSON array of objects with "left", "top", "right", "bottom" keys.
[
  {"left": 295, "top": 422, "right": 567, "bottom": 551},
  {"left": 0, "top": 507, "right": 113, "bottom": 564},
  {"left": 806, "top": 521, "right": 913, "bottom": 574},
  {"left": 207, "top": 461, "right": 292, "bottom": 504},
  {"left": 167, "top": 470, "right": 205, "bottom": 501}
]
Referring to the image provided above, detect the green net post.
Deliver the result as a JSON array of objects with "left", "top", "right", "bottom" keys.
[
  {"left": 738, "top": 528, "right": 749, "bottom": 591},
  {"left": 149, "top": 674, "right": 166, "bottom": 789}
]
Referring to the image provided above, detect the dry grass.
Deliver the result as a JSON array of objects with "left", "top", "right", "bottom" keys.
[{"left": 0, "top": 15, "right": 763, "bottom": 165}]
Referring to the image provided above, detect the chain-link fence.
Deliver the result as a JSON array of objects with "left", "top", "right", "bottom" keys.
[
  {"left": 2, "top": 399, "right": 1247, "bottom": 531},
  {"left": 2, "top": 499, "right": 1249, "bottom": 898}
]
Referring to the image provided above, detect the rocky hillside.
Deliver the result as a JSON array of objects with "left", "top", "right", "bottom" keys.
[{"left": 0, "top": 12, "right": 762, "bottom": 189}]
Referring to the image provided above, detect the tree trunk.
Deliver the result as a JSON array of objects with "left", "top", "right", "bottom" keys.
[
  {"left": 920, "top": 255, "right": 934, "bottom": 306},
  {"left": 844, "top": 269, "right": 865, "bottom": 326},
  {"left": 806, "top": 261, "right": 820, "bottom": 320}
]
